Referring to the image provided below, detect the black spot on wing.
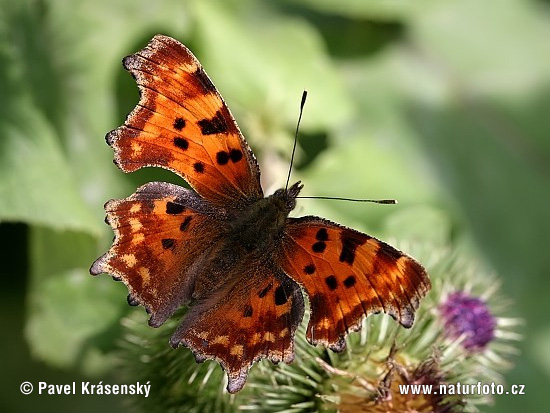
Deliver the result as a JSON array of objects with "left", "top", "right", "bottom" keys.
[
  {"left": 173, "top": 137, "right": 189, "bottom": 150},
  {"left": 243, "top": 305, "right": 253, "bottom": 317},
  {"left": 344, "top": 275, "right": 356, "bottom": 288},
  {"left": 216, "top": 151, "right": 229, "bottom": 165},
  {"left": 197, "top": 110, "right": 228, "bottom": 135},
  {"left": 325, "top": 275, "right": 338, "bottom": 290},
  {"left": 339, "top": 230, "right": 370, "bottom": 265},
  {"left": 216, "top": 149, "right": 243, "bottom": 166},
  {"left": 193, "top": 162, "right": 205, "bottom": 173},
  {"left": 274, "top": 286, "right": 288, "bottom": 305},
  {"left": 304, "top": 264, "right": 316, "bottom": 274},
  {"left": 316, "top": 228, "right": 329, "bottom": 241},
  {"left": 173, "top": 117, "right": 186, "bottom": 130},
  {"left": 161, "top": 238, "right": 176, "bottom": 250},
  {"left": 180, "top": 216, "right": 192, "bottom": 231},
  {"left": 312, "top": 241, "right": 326, "bottom": 253},
  {"left": 229, "top": 149, "right": 243, "bottom": 163},
  {"left": 166, "top": 202, "right": 185, "bottom": 214},
  {"left": 258, "top": 283, "right": 273, "bottom": 298}
]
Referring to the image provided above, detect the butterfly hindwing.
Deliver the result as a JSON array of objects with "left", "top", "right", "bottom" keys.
[
  {"left": 280, "top": 216, "right": 431, "bottom": 351},
  {"left": 90, "top": 181, "right": 226, "bottom": 327},
  {"left": 170, "top": 264, "right": 304, "bottom": 393},
  {"left": 107, "top": 35, "right": 263, "bottom": 207}
]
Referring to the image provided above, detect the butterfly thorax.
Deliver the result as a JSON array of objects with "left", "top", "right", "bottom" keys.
[{"left": 227, "top": 182, "right": 303, "bottom": 253}]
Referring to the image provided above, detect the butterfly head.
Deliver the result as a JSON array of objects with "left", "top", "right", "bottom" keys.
[{"left": 272, "top": 181, "right": 303, "bottom": 213}]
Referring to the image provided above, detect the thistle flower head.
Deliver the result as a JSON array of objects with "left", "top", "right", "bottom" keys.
[{"left": 439, "top": 291, "right": 496, "bottom": 351}]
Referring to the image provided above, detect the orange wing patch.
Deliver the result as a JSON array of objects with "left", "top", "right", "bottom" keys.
[
  {"left": 280, "top": 217, "right": 430, "bottom": 351},
  {"left": 108, "top": 35, "right": 262, "bottom": 207},
  {"left": 90, "top": 181, "right": 225, "bottom": 327},
  {"left": 170, "top": 267, "right": 304, "bottom": 393}
]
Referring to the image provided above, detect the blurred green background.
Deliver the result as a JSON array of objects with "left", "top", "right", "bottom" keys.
[{"left": 1, "top": 0, "right": 549, "bottom": 411}]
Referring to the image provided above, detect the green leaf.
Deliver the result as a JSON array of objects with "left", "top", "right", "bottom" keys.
[
  {"left": 0, "top": 103, "right": 100, "bottom": 233},
  {"left": 26, "top": 227, "right": 127, "bottom": 374},
  {"left": 190, "top": 0, "right": 354, "bottom": 133},
  {"left": 410, "top": 0, "right": 550, "bottom": 90},
  {"left": 0, "top": 1, "right": 98, "bottom": 232}
]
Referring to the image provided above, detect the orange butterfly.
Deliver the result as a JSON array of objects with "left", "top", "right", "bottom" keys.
[{"left": 90, "top": 35, "right": 431, "bottom": 393}]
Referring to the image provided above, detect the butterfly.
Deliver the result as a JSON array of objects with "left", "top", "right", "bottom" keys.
[{"left": 90, "top": 35, "right": 431, "bottom": 393}]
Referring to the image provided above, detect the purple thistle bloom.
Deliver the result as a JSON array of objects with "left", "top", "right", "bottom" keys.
[{"left": 440, "top": 291, "right": 496, "bottom": 351}]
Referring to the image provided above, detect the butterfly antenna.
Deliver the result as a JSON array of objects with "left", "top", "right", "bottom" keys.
[
  {"left": 296, "top": 196, "right": 397, "bottom": 204},
  {"left": 285, "top": 90, "right": 307, "bottom": 191},
  {"left": 286, "top": 91, "right": 396, "bottom": 205}
]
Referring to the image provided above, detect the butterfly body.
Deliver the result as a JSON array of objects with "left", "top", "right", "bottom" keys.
[
  {"left": 172, "top": 181, "right": 301, "bottom": 303},
  {"left": 91, "top": 35, "right": 430, "bottom": 393},
  {"left": 226, "top": 181, "right": 302, "bottom": 251}
]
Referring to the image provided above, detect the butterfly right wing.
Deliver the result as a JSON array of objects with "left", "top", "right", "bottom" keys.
[
  {"left": 90, "top": 181, "right": 225, "bottom": 327},
  {"left": 279, "top": 216, "right": 430, "bottom": 351}
]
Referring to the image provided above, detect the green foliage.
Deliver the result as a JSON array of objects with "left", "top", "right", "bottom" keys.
[{"left": 1, "top": 0, "right": 549, "bottom": 411}]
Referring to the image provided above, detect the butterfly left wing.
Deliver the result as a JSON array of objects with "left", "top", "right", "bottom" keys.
[
  {"left": 279, "top": 216, "right": 430, "bottom": 351},
  {"left": 108, "top": 35, "right": 263, "bottom": 207},
  {"left": 170, "top": 264, "right": 304, "bottom": 393},
  {"left": 90, "top": 181, "right": 226, "bottom": 327}
]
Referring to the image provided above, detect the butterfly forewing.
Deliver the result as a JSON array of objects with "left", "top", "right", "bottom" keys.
[{"left": 108, "top": 35, "right": 263, "bottom": 207}]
